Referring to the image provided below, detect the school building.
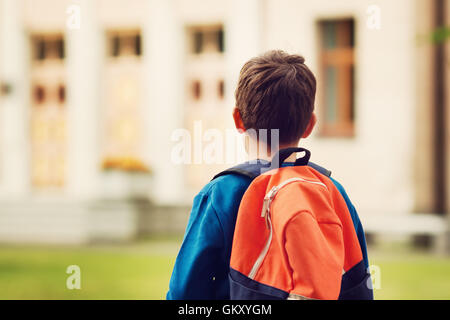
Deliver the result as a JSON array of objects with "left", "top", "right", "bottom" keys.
[{"left": 0, "top": 0, "right": 449, "bottom": 248}]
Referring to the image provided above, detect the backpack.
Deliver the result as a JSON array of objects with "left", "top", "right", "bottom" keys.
[{"left": 214, "top": 148, "right": 373, "bottom": 300}]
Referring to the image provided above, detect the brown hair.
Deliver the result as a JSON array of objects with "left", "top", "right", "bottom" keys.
[{"left": 235, "top": 50, "right": 316, "bottom": 145}]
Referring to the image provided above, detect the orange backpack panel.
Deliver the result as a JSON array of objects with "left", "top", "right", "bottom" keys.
[{"left": 230, "top": 165, "right": 363, "bottom": 300}]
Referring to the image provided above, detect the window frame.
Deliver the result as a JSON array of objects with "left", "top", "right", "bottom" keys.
[
  {"left": 31, "top": 34, "right": 65, "bottom": 62},
  {"left": 317, "top": 18, "right": 356, "bottom": 138},
  {"left": 106, "top": 29, "right": 143, "bottom": 59},
  {"left": 187, "top": 25, "right": 225, "bottom": 55}
]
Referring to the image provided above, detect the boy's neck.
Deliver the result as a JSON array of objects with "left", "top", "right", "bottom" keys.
[{"left": 245, "top": 140, "right": 300, "bottom": 163}]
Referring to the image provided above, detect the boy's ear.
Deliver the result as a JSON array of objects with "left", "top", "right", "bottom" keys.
[
  {"left": 302, "top": 113, "right": 317, "bottom": 139},
  {"left": 233, "top": 107, "right": 246, "bottom": 133}
]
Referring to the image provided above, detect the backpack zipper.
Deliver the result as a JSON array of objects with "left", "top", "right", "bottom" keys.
[{"left": 248, "top": 177, "right": 327, "bottom": 280}]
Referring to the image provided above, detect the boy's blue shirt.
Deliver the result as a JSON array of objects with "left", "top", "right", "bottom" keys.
[{"left": 166, "top": 164, "right": 369, "bottom": 300}]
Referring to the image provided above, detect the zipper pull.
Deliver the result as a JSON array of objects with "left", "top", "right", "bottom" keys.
[
  {"left": 261, "top": 198, "right": 270, "bottom": 218},
  {"left": 261, "top": 199, "right": 271, "bottom": 230},
  {"left": 261, "top": 186, "right": 277, "bottom": 218}
]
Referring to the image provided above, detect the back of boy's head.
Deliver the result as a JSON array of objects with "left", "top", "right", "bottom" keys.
[{"left": 235, "top": 50, "right": 316, "bottom": 146}]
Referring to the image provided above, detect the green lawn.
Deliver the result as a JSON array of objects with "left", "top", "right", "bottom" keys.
[
  {"left": 0, "top": 241, "right": 179, "bottom": 300},
  {"left": 0, "top": 240, "right": 449, "bottom": 300},
  {"left": 370, "top": 249, "right": 450, "bottom": 300}
]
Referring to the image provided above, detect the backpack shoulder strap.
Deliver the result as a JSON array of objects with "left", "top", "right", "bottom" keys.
[
  {"left": 212, "top": 161, "right": 271, "bottom": 181},
  {"left": 213, "top": 160, "right": 332, "bottom": 181},
  {"left": 308, "top": 162, "right": 332, "bottom": 177}
]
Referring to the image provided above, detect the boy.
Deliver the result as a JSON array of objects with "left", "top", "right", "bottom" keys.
[{"left": 167, "top": 50, "right": 370, "bottom": 300}]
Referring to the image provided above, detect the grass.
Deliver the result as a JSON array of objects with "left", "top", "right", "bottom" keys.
[
  {"left": 0, "top": 240, "right": 180, "bottom": 300},
  {"left": 370, "top": 247, "right": 450, "bottom": 300},
  {"left": 0, "top": 240, "right": 449, "bottom": 300}
]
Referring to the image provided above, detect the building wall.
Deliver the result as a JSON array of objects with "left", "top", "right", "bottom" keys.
[{"left": 0, "top": 0, "right": 446, "bottom": 244}]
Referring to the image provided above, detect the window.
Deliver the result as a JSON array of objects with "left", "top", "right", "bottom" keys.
[
  {"left": 185, "top": 25, "right": 226, "bottom": 106},
  {"left": 218, "top": 79, "right": 225, "bottom": 99},
  {"left": 103, "top": 30, "right": 144, "bottom": 164},
  {"left": 191, "top": 80, "right": 202, "bottom": 100},
  {"left": 32, "top": 84, "right": 66, "bottom": 105},
  {"left": 193, "top": 31, "right": 204, "bottom": 54},
  {"left": 184, "top": 25, "right": 227, "bottom": 191},
  {"left": 58, "top": 85, "right": 66, "bottom": 104},
  {"left": 33, "top": 85, "right": 46, "bottom": 104},
  {"left": 189, "top": 26, "right": 224, "bottom": 55},
  {"left": 108, "top": 30, "right": 142, "bottom": 58},
  {"left": 30, "top": 33, "right": 67, "bottom": 189},
  {"left": 32, "top": 35, "right": 65, "bottom": 61},
  {"left": 319, "top": 19, "right": 355, "bottom": 137}
]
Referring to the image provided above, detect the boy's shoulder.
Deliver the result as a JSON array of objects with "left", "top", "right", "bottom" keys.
[
  {"left": 194, "top": 169, "right": 253, "bottom": 221},
  {"left": 198, "top": 171, "right": 253, "bottom": 199}
]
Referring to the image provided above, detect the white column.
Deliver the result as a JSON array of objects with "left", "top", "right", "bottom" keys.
[
  {"left": 223, "top": 0, "right": 265, "bottom": 163},
  {"left": 0, "top": 0, "right": 30, "bottom": 198},
  {"left": 144, "top": 0, "right": 184, "bottom": 204},
  {"left": 65, "top": 0, "right": 101, "bottom": 199},
  {"left": 225, "top": 0, "right": 265, "bottom": 105}
]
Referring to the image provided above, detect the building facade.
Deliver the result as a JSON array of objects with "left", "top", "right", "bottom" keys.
[{"left": 0, "top": 0, "right": 448, "bottom": 245}]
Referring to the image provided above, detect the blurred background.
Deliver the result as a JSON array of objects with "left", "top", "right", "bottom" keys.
[{"left": 0, "top": 0, "right": 449, "bottom": 299}]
